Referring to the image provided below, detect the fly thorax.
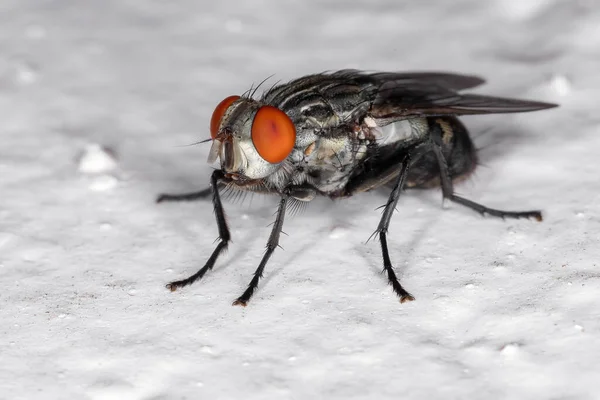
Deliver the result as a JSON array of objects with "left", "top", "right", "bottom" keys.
[
  {"left": 309, "top": 136, "right": 357, "bottom": 170},
  {"left": 295, "top": 133, "right": 368, "bottom": 193}
]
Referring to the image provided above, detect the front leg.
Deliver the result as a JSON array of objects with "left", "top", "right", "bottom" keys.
[
  {"left": 232, "top": 194, "right": 289, "bottom": 306},
  {"left": 166, "top": 170, "right": 231, "bottom": 290}
]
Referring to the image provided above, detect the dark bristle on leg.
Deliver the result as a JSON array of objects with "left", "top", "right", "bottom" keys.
[
  {"left": 156, "top": 187, "right": 212, "bottom": 203},
  {"left": 380, "top": 232, "right": 415, "bottom": 303},
  {"left": 374, "top": 152, "right": 415, "bottom": 303},
  {"left": 166, "top": 171, "right": 230, "bottom": 291},
  {"left": 232, "top": 195, "right": 289, "bottom": 306}
]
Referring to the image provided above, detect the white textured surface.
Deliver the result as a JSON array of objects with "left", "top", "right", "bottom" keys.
[
  {"left": 1, "top": 1, "right": 599, "bottom": 399},
  {"left": 77, "top": 144, "right": 118, "bottom": 175}
]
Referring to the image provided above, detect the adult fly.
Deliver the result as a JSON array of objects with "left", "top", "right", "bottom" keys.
[{"left": 157, "top": 70, "right": 557, "bottom": 306}]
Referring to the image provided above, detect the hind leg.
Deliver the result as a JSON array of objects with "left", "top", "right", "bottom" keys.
[{"left": 429, "top": 117, "right": 542, "bottom": 221}]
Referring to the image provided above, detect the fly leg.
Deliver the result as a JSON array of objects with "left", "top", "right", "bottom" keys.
[
  {"left": 373, "top": 153, "right": 415, "bottom": 303},
  {"left": 430, "top": 127, "right": 542, "bottom": 221},
  {"left": 233, "top": 195, "right": 289, "bottom": 306},
  {"left": 166, "top": 170, "right": 231, "bottom": 290},
  {"left": 156, "top": 187, "right": 212, "bottom": 203}
]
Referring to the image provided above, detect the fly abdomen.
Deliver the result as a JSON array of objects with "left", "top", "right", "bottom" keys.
[{"left": 406, "top": 116, "right": 478, "bottom": 188}]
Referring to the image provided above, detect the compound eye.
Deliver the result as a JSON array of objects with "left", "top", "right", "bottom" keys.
[
  {"left": 210, "top": 95, "right": 240, "bottom": 139},
  {"left": 251, "top": 106, "right": 296, "bottom": 164}
]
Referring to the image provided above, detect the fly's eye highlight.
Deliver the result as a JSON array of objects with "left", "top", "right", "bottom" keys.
[
  {"left": 251, "top": 106, "right": 296, "bottom": 164},
  {"left": 210, "top": 95, "right": 240, "bottom": 139}
]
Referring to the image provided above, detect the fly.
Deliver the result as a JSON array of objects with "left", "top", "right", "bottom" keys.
[{"left": 157, "top": 70, "right": 557, "bottom": 306}]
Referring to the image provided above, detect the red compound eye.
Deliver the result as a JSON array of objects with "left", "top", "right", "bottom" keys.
[
  {"left": 251, "top": 106, "right": 296, "bottom": 164},
  {"left": 210, "top": 95, "right": 240, "bottom": 139}
]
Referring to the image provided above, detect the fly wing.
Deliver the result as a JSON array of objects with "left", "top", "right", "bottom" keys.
[
  {"left": 357, "top": 70, "right": 486, "bottom": 91},
  {"left": 370, "top": 77, "right": 557, "bottom": 119},
  {"left": 261, "top": 70, "right": 556, "bottom": 128},
  {"left": 263, "top": 70, "right": 486, "bottom": 108}
]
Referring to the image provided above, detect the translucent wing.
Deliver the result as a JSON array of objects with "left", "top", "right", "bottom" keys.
[
  {"left": 263, "top": 69, "right": 486, "bottom": 107},
  {"left": 354, "top": 70, "right": 486, "bottom": 91},
  {"left": 365, "top": 72, "right": 557, "bottom": 119}
]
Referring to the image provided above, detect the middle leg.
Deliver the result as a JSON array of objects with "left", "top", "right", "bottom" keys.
[{"left": 374, "top": 152, "right": 415, "bottom": 303}]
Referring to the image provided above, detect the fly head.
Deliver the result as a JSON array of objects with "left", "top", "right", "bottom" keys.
[{"left": 208, "top": 95, "right": 297, "bottom": 181}]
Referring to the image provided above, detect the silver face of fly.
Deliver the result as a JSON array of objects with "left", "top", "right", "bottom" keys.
[{"left": 157, "top": 69, "right": 558, "bottom": 306}]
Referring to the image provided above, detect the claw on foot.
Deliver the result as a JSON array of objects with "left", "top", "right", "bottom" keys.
[
  {"left": 156, "top": 194, "right": 168, "bottom": 203},
  {"left": 400, "top": 294, "right": 415, "bottom": 303},
  {"left": 166, "top": 283, "right": 178, "bottom": 292},
  {"left": 232, "top": 299, "right": 248, "bottom": 307}
]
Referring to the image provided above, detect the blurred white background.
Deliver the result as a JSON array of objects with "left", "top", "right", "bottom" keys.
[{"left": 1, "top": 1, "right": 598, "bottom": 399}]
